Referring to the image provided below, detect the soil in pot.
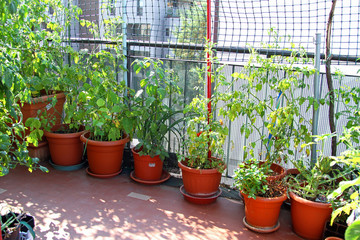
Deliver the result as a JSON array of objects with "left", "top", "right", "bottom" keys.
[
  {"left": 132, "top": 148, "right": 163, "bottom": 181},
  {"left": 290, "top": 191, "right": 333, "bottom": 240},
  {"left": 178, "top": 160, "right": 224, "bottom": 197},
  {"left": 80, "top": 132, "right": 130, "bottom": 176}
]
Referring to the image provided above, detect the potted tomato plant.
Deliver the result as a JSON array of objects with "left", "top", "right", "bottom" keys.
[
  {"left": 177, "top": 46, "right": 229, "bottom": 203},
  {"left": 80, "top": 47, "right": 137, "bottom": 178},
  {"left": 130, "top": 58, "right": 183, "bottom": 183},
  {"left": 233, "top": 158, "right": 287, "bottom": 233},
  {"left": 15, "top": 0, "right": 82, "bottom": 161},
  {"left": 43, "top": 53, "right": 89, "bottom": 169}
]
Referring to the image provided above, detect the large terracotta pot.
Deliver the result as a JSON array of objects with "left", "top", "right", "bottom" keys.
[
  {"left": 132, "top": 148, "right": 163, "bottom": 181},
  {"left": 44, "top": 125, "right": 86, "bottom": 166},
  {"left": 80, "top": 132, "right": 129, "bottom": 175},
  {"left": 290, "top": 191, "right": 333, "bottom": 240},
  {"left": 178, "top": 160, "right": 223, "bottom": 197},
  {"left": 20, "top": 91, "right": 66, "bottom": 132},
  {"left": 241, "top": 191, "right": 287, "bottom": 231}
]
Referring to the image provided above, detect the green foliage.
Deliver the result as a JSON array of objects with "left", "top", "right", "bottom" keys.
[
  {"left": 233, "top": 158, "right": 273, "bottom": 199},
  {"left": 131, "top": 58, "right": 183, "bottom": 160},
  {"left": 81, "top": 46, "right": 136, "bottom": 141},
  {"left": 288, "top": 134, "right": 349, "bottom": 202},
  {"left": 333, "top": 71, "right": 360, "bottom": 129},
  {"left": 328, "top": 127, "right": 360, "bottom": 225},
  {"left": 220, "top": 39, "right": 315, "bottom": 164},
  {"left": 0, "top": 0, "right": 79, "bottom": 175},
  {"left": 346, "top": 219, "right": 360, "bottom": 240}
]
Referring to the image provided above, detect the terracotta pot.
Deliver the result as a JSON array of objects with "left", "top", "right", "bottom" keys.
[
  {"left": 27, "top": 140, "right": 50, "bottom": 162},
  {"left": 80, "top": 132, "right": 129, "bottom": 175},
  {"left": 290, "top": 191, "right": 332, "bottom": 240},
  {"left": 132, "top": 148, "right": 163, "bottom": 181},
  {"left": 259, "top": 162, "right": 286, "bottom": 182},
  {"left": 324, "top": 237, "right": 343, "bottom": 240},
  {"left": 178, "top": 160, "right": 223, "bottom": 197},
  {"left": 20, "top": 91, "right": 66, "bottom": 133},
  {"left": 323, "top": 220, "right": 346, "bottom": 240},
  {"left": 44, "top": 125, "right": 86, "bottom": 166},
  {"left": 286, "top": 168, "right": 300, "bottom": 176},
  {"left": 241, "top": 191, "right": 287, "bottom": 230}
]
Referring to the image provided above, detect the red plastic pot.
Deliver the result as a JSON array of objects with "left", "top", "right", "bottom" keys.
[
  {"left": 80, "top": 132, "right": 129, "bottom": 175},
  {"left": 290, "top": 191, "right": 332, "bottom": 240},
  {"left": 178, "top": 160, "right": 224, "bottom": 197},
  {"left": 241, "top": 191, "right": 287, "bottom": 231},
  {"left": 132, "top": 148, "right": 163, "bottom": 181},
  {"left": 44, "top": 125, "right": 86, "bottom": 166}
]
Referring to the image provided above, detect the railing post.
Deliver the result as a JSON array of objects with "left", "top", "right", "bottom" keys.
[
  {"left": 122, "top": 0, "right": 127, "bottom": 85},
  {"left": 311, "top": 33, "right": 321, "bottom": 164}
]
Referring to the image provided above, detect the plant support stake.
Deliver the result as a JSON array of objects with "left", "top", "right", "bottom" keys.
[
  {"left": 326, "top": 0, "right": 337, "bottom": 156},
  {"left": 207, "top": 0, "right": 212, "bottom": 159},
  {"left": 311, "top": 33, "right": 321, "bottom": 164}
]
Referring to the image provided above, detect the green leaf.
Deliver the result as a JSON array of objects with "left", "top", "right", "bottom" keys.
[
  {"left": 345, "top": 219, "right": 360, "bottom": 240},
  {"left": 111, "top": 105, "right": 122, "bottom": 113},
  {"left": 145, "top": 97, "right": 156, "bottom": 107},
  {"left": 96, "top": 99, "right": 105, "bottom": 107}
]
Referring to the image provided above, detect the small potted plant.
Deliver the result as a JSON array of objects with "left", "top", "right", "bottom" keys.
[
  {"left": 177, "top": 45, "right": 229, "bottom": 203},
  {"left": 80, "top": 48, "right": 137, "bottom": 178},
  {"left": 130, "top": 58, "right": 183, "bottom": 183},
  {"left": 233, "top": 158, "right": 287, "bottom": 233},
  {"left": 1, "top": 211, "right": 35, "bottom": 240},
  {"left": 287, "top": 133, "right": 352, "bottom": 240}
]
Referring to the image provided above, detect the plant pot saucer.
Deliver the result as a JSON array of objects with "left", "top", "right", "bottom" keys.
[
  {"left": 49, "top": 159, "right": 87, "bottom": 171},
  {"left": 86, "top": 167, "right": 122, "bottom": 179},
  {"left": 130, "top": 170, "right": 170, "bottom": 185},
  {"left": 242, "top": 216, "right": 280, "bottom": 233},
  {"left": 180, "top": 185, "right": 222, "bottom": 204}
]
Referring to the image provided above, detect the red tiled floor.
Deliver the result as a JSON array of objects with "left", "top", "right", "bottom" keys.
[{"left": 0, "top": 163, "right": 302, "bottom": 239}]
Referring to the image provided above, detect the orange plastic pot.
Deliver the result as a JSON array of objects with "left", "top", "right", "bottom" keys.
[
  {"left": 241, "top": 192, "right": 287, "bottom": 230},
  {"left": 178, "top": 160, "right": 224, "bottom": 197},
  {"left": 290, "top": 191, "right": 332, "bottom": 240},
  {"left": 132, "top": 148, "right": 163, "bottom": 181},
  {"left": 80, "top": 132, "right": 130, "bottom": 175},
  {"left": 20, "top": 91, "right": 66, "bottom": 133},
  {"left": 258, "top": 162, "right": 286, "bottom": 182},
  {"left": 44, "top": 125, "right": 86, "bottom": 166}
]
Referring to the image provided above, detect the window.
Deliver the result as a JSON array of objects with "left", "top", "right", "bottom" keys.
[
  {"left": 165, "top": 28, "right": 170, "bottom": 37},
  {"left": 166, "top": 0, "right": 179, "bottom": 17},
  {"left": 127, "top": 23, "right": 151, "bottom": 41},
  {"left": 137, "top": 0, "right": 143, "bottom": 16}
]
